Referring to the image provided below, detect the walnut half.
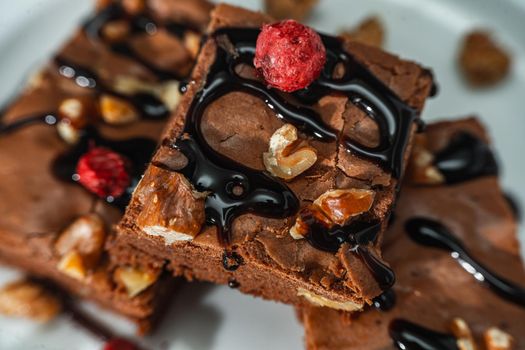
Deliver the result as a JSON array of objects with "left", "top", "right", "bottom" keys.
[
  {"left": 136, "top": 165, "right": 206, "bottom": 245},
  {"left": 263, "top": 124, "right": 317, "bottom": 181},
  {"left": 290, "top": 188, "right": 375, "bottom": 240}
]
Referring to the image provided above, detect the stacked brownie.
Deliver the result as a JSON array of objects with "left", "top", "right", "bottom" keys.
[
  {"left": 2, "top": 1, "right": 524, "bottom": 348},
  {"left": 299, "top": 118, "right": 525, "bottom": 349},
  {"left": 0, "top": 0, "right": 212, "bottom": 334},
  {"left": 111, "top": 2, "right": 434, "bottom": 313}
]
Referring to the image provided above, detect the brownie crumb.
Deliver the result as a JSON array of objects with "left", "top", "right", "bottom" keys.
[
  {"left": 458, "top": 30, "right": 511, "bottom": 87},
  {"left": 264, "top": 0, "right": 318, "bottom": 21},
  {"left": 340, "top": 16, "right": 384, "bottom": 48}
]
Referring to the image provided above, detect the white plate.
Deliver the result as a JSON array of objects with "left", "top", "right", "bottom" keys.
[{"left": 0, "top": 0, "right": 524, "bottom": 349}]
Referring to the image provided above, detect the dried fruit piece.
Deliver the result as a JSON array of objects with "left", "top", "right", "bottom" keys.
[
  {"left": 76, "top": 147, "right": 131, "bottom": 198},
  {"left": 103, "top": 338, "right": 139, "bottom": 350},
  {"left": 254, "top": 20, "right": 326, "bottom": 92},
  {"left": 264, "top": 0, "right": 318, "bottom": 21},
  {"left": 297, "top": 287, "right": 363, "bottom": 311},
  {"left": 484, "top": 327, "right": 513, "bottom": 350},
  {"left": 450, "top": 318, "right": 478, "bottom": 350},
  {"left": 0, "top": 280, "right": 61, "bottom": 322},
  {"left": 114, "top": 266, "right": 158, "bottom": 297},
  {"left": 100, "top": 95, "right": 139, "bottom": 125},
  {"left": 290, "top": 188, "right": 375, "bottom": 239},
  {"left": 263, "top": 124, "right": 317, "bottom": 180},
  {"left": 55, "top": 214, "right": 107, "bottom": 271},
  {"left": 459, "top": 31, "right": 511, "bottom": 87},
  {"left": 340, "top": 16, "right": 384, "bottom": 48},
  {"left": 136, "top": 165, "right": 206, "bottom": 244}
]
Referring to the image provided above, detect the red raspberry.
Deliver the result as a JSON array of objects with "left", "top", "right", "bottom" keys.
[
  {"left": 103, "top": 338, "right": 138, "bottom": 350},
  {"left": 76, "top": 147, "right": 130, "bottom": 198},
  {"left": 254, "top": 20, "right": 326, "bottom": 92}
]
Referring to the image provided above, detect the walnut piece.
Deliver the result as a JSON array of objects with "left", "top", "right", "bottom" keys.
[
  {"left": 0, "top": 280, "right": 61, "bottom": 322},
  {"left": 459, "top": 31, "right": 511, "bottom": 87},
  {"left": 136, "top": 165, "right": 206, "bottom": 245},
  {"left": 102, "top": 20, "right": 131, "bottom": 42},
  {"left": 55, "top": 214, "right": 107, "bottom": 277},
  {"left": 114, "top": 266, "right": 158, "bottom": 297},
  {"left": 290, "top": 188, "right": 375, "bottom": 239},
  {"left": 406, "top": 135, "right": 445, "bottom": 185},
  {"left": 263, "top": 124, "right": 317, "bottom": 180},
  {"left": 484, "top": 327, "right": 513, "bottom": 350},
  {"left": 57, "top": 96, "right": 98, "bottom": 144},
  {"left": 264, "top": 0, "right": 319, "bottom": 21},
  {"left": 340, "top": 16, "right": 384, "bottom": 48},
  {"left": 450, "top": 318, "right": 478, "bottom": 350},
  {"left": 112, "top": 76, "right": 181, "bottom": 112},
  {"left": 297, "top": 288, "right": 363, "bottom": 312},
  {"left": 100, "top": 94, "right": 139, "bottom": 125}
]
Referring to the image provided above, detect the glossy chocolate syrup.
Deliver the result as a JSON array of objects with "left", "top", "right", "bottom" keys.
[
  {"left": 405, "top": 217, "right": 525, "bottom": 307},
  {"left": 389, "top": 319, "right": 459, "bottom": 350},
  {"left": 433, "top": 131, "right": 498, "bottom": 184},
  {"left": 0, "top": 114, "right": 57, "bottom": 134},
  {"left": 373, "top": 288, "right": 396, "bottom": 311},
  {"left": 83, "top": 2, "right": 189, "bottom": 81},
  {"left": 55, "top": 57, "right": 169, "bottom": 121},
  {"left": 174, "top": 27, "right": 421, "bottom": 240},
  {"left": 52, "top": 127, "right": 156, "bottom": 210},
  {"left": 228, "top": 279, "right": 240, "bottom": 289}
]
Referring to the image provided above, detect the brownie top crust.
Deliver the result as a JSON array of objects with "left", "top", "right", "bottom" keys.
[
  {"left": 121, "top": 3, "right": 434, "bottom": 307},
  {"left": 300, "top": 118, "right": 525, "bottom": 350}
]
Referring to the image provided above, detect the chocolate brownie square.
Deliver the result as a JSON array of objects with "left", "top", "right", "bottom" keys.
[
  {"left": 0, "top": 0, "right": 212, "bottom": 334},
  {"left": 114, "top": 4, "right": 434, "bottom": 311},
  {"left": 299, "top": 118, "right": 525, "bottom": 349}
]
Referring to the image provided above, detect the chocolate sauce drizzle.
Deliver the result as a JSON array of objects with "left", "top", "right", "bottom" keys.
[
  {"left": 405, "top": 217, "right": 525, "bottom": 307},
  {"left": 83, "top": 2, "right": 193, "bottom": 81},
  {"left": 173, "top": 28, "right": 421, "bottom": 247},
  {"left": 389, "top": 319, "right": 459, "bottom": 350},
  {"left": 373, "top": 288, "right": 396, "bottom": 311},
  {"left": 433, "top": 131, "right": 498, "bottom": 184}
]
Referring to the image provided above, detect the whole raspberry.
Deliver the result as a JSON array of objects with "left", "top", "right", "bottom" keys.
[
  {"left": 103, "top": 338, "right": 138, "bottom": 350},
  {"left": 254, "top": 20, "right": 326, "bottom": 92},
  {"left": 76, "top": 147, "right": 131, "bottom": 198}
]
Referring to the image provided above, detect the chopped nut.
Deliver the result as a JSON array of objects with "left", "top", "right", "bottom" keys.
[
  {"left": 407, "top": 137, "right": 445, "bottom": 185},
  {"left": 55, "top": 214, "right": 107, "bottom": 271},
  {"left": 0, "top": 280, "right": 61, "bottom": 322},
  {"left": 102, "top": 20, "right": 130, "bottom": 42},
  {"left": 114, "top": 266, "right": 157, "bottom": 297},
  {"left": 58, "top": 96, "right": 98, "bottom": 129},
  {"left": 158, "top": 80, "right": 181, "bottom": 111},
  {"left": 57, "top": 120, "right": 81, "bottom": 145},
  {"left": 450, "top": 318, "right": 478, "bottom": 350},
  {"left": 184, "top": 31, "right": 202, "bottom": 59},
  {"left": 484, "top": 327, "right": 513, "bottom": 350},
  {"left": 291, "top": 188, "right": 375, "bottom": 239},
  {"left": 57, "top": 251, "right": 86, "bottom": 280},
  {"left": 122, "top": 0, "right": 145, "bottom": 15},
  {"left": 297, "top": 288, "right": 363, "bottom": 311},
  {"left": 112, "top": 76, "right": 181, "bottom": 112},
  {"left": 100, "top": 94, "right": 139, "bottom": 125},
  {"left": 265, "top": 0, "right": 319, "bottom": 21},
  {"left": 136, "top": 165, "right": 206, "bottom": 245},
  {"left": 340, "top": 16, "right": 384, "bottom": 48},
  {"left": 314, "top": 189, "right": 376, "bottom": 226},
  {"left": 263, "top": 124, "right": 317, "bottom": 180},
  {"left": 459, "top": 31, "right": 511, "bottom": 87}
]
